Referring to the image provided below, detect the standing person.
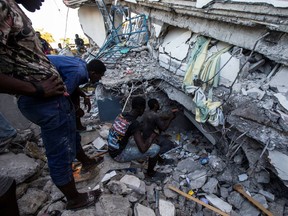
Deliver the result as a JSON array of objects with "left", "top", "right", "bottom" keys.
[
  {"left": 74, "top": 34, "right": 85, "bottom": 55},
  {"left": 108, "top": 96, "right": 166, "bottom": 180},
  {"left": 56, "top": 43, "right": 63, "bottom": 54},
  {"left": 36, "top": 31, "right": 51, "bottom": 54},
  {"left": 0, "top": 0, "right": 101, "bottom": 210},
  {"left": 47, "top": 55, "right": 106, "bottom": 166}
]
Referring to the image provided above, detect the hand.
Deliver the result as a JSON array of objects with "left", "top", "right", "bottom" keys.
[
  {"left": 83, "top": 97, "right": 91, "bottom": 113},
  {"left": 40, "top": 76, "right": 65, "bottom": 98}
]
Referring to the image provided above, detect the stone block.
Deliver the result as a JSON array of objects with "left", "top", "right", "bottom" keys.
[
  {"left": 202, "top": 177, "right": 218, "bottom": 194},
  {"left": 0, "top": 152, "right": 40, "bottom": 184},
  {"left": 134, "top": 203, "right": 155, "bottom": 216},
  {"left": 18, "top": 189, "right": 47, "bottom": 215},
  {"left": 205, "top": 194, "right": 232, "bottom": 213},
  {"left": 259, "top": 189, "right": 275, "bottom": 202},
  {"left": 96, "top": 194, "right": 130, "bottom": 216},
  {"left": 159, "top": 199, "right": 176, "bottom": 216}
]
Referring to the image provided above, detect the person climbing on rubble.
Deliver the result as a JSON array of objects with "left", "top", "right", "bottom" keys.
[
  {"left": 108, "top": 96, "right": 166, "bottom": 180},
  {"left": 142, "top": 98, "right": 178, "bottom": 164},
  {"left": 0, "top": 0, "right": 102, "bottom": 211},
  {"left": 47, "top": 55, "right": 106, "bottom": 131}
]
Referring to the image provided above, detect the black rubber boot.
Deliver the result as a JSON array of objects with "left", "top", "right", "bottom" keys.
[{"left": 57, "top": 179, "right": 101, "bottom": 210}]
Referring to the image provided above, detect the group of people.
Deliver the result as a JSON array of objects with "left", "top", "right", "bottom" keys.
[{"left": 0, "top": 0, "right": 178, "bottom": 215}]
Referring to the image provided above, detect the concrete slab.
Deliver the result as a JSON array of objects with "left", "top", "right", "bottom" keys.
[
  {"left": 205, "top": 194, "right": 232, "bottom": 213},
  {"left": 79, "top": 6, "right": 106, "bottom": 47},
  {"left": 269, "top": 66, "right": 288, "bottom": 93},
  {"left": 162, "top": 29, "right": 191, "bottom": 61},
  {"left": 219, "top": 52, "right": 240, "bottom": 87},
  {"left": 152, "top": 23, "right": 163, "bottom": 38},
  {"left": 268, "top": 150, "right": 288, "bottom": 182}
]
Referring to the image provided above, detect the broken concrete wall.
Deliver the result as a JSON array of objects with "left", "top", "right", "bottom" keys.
[
  {"left": 78, "top": 6, "right": 106, "bottom": 47},
  {"left": 122, "top": 1, "right": 288, "bottom": 66}
]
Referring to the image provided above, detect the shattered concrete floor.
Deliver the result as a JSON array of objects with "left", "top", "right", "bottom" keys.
[{"left": 2, "top": 50, "right": 288, "bottom": 216}]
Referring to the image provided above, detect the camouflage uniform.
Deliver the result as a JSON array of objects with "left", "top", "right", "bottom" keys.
[{"left": 0, "top": 0, "right": 61, "bottom": 82}]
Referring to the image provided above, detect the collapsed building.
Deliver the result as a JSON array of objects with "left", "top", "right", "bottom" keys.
[
  {"left": 1, "top": 0, "right": 288, "bottom": 215},
  {"left": 64, "top": 0, "right": 288, "bottom": 189}
]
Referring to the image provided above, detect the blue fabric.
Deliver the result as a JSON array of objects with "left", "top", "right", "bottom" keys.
[
  {"left": 18, "top": 95, "right": 79, "bottom": 186},
  {"left": 47, "top": 55, "right": 89, "bottom": 95},
  {"left": 113, "top": 141, "right": 160, "bottom": 162},
  {"left": 0, "top": 112, "right": 16, "bottom": 143}
]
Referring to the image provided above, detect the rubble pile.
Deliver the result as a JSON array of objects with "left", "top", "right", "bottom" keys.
[{"left": 1, "top": 46, "right": 288, "bottom": 216}]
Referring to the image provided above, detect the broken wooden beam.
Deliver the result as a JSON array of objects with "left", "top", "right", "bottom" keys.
[
  {"left": 233, "top": 184, "right": 274, "bottom": 216},
  {"left": 168, "top": 185, "right": 229, "bottom": 216}
]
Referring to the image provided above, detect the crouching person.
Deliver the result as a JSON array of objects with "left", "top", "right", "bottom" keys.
[{"left": 107, "top": 96, "right": 166, "bottom": 180}]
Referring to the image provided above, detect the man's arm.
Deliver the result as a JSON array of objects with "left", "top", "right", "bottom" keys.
[
  {"left": 134, "top": 131, "right": 157, "bottom": 153},
  {"left": 0, "top": 74, "right": 64, "bottom": 97},
  {"left": 74, "top": 87, "right": 91, "bottom": 112}
]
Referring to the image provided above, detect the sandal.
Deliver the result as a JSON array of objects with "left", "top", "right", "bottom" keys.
[{"left": 81, "top": 157, "right": 104, "bottom": 173}]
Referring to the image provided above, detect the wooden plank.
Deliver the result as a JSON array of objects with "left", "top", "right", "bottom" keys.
[
  {"left": 233, "top": 184, "right": 274, "bottom": 216},
  {"left": 168, "top": 186, "right": 230, "bottom": 216}
]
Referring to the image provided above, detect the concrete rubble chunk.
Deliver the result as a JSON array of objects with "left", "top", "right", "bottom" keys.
[
  {"left": 269, "top": 66, "right": 288, "bottom": 93},
  {"left": 120, "top": 174, "right": 141, "bottom": 189},
  {"left": 95, "top": 194, "right": 130, "bottom": 216},
  {"left": 259, "top": 189, "right": 275, "bottom": 202},
  {"left": 205, "top": 194, "right": 232, "bottom": 213},
  {"left": 202, "top": 177, "right": 218, "bottom": 194},
  {"left": 18, "top": 188, "right": 47, "bottom": 215},
  {"left": 134, "top": 203, "right": 156, "bottom": 216},
  {"left": 107, "top": 180, "right": 130, "bottom": 195},
  {"left": 268, "top": 150, "right": 288, "bottom": 183},
  {"left": 253, "top": 194, "right": 268, "bottom": 208},
  {"left": 227, "top": 191, "right": 245, "bottom": 209},
  {"left": 164, "top": 181, "right": 179, "bottom": 199},
  {"left": 220, "top": 187, "right": 229, "bottom": 199},
  {"left": 188, "top": 169, "right": 207, "bottom": 189},
  {"left": 255, "top": 170, "right": 270, "bottom": 183},
  {"left": 92, "top": 137, "right": 107, "bottom": 150},
  {"left": 159, "top": 199, "right": 176, "bottom": 216},
  {"left": 274, "top": 93, "right": 288, "bottom": 111},
  {"left": 239, "top": 200, "right": 260, "bottom": 216},
  {"left": 163, "top": 29, "right": 191, "bottom": 61},
  {"left": 246, "top": 87, "right": 265, "bottom": 100},
  {"left": 238, "top": 173, "right": 248, "bottom": 182},
  {"left": 61, "top": 209, "right": 96, "bottom": 216},
  {"left": 219, "top": 52, "right": 240, "bottom": 87},
  {"left": 0, "top": 152, "right": 40, "bottom": 184},
  {"left": 101, "top": 170, "right": 117, "bottom": 183},
  {"left": 208, "top": 156, "right": 225, "bottom": 172},
  {"left": 176, "top": 157, "right": 202, "bottom": 173}
]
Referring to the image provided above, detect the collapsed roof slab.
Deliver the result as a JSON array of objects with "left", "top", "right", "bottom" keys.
[{"left": 122, "top": 2, "right": 288, "bottom": 66}]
